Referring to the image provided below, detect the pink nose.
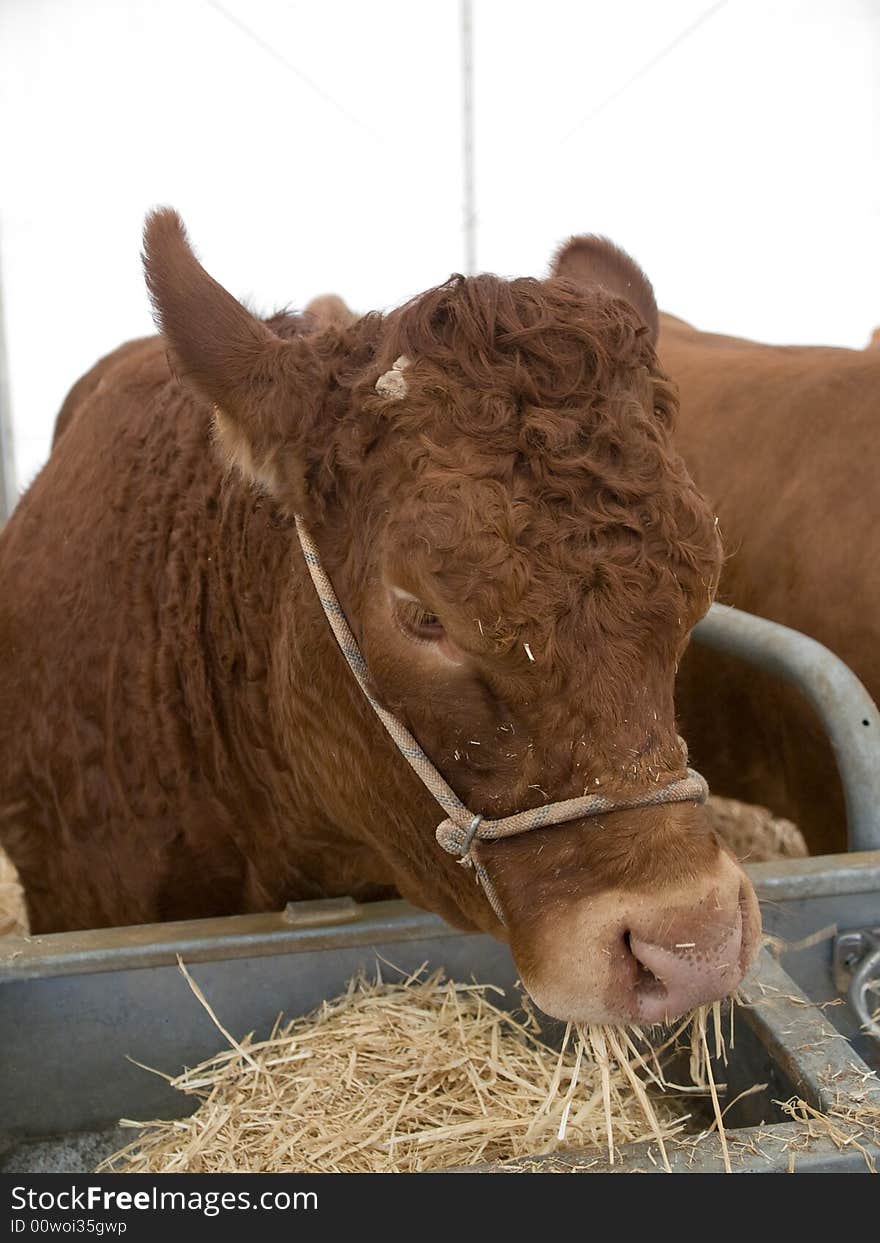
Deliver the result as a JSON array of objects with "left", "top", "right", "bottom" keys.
[
  {"left": 627, "top": 911, "right": 744, "bottom": 1024},
  {"left": 510, "top": 847, "right": 760, "bottom": 1026}
]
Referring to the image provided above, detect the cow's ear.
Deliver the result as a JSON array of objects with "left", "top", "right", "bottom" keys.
[
  {"left": 551, "top": 235, "right": 659, "bottom": 344},
  {"left": 143, "top": 208, "right": 317, "bottom": 506},
  {"left": 304, "top": 293, "right": 358, "bottom": 331}
]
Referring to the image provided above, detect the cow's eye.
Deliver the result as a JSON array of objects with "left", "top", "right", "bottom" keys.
[{"left": 394, "top": 597, "right": 445, "bottom": 642}]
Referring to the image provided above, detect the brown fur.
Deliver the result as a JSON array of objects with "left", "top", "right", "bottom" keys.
[
  {"left": 0, "top": 214, "right": 758, "bottom": 1023},
  {"left": 51, "top": 337, "right": 155, "bottom": 447},
  {"left": 303, "top": 294, "right": 358, "bottom": 332},
  {"left": 656, "top": 313, "right": 880, "bottom": 853},
  {"left": 552, "top": 236, "right": 659, "bottom": 344}
]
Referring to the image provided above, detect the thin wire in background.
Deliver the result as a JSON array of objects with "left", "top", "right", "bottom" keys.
[
  {"left": 461, "top": 0, "right": 477, "bottom": 273},
  {"left": 207, "top": 0, "right": 387, "bottom": 147},
  {"left": 206, "top": 1, "right": 729, "bottom": 272},
  {"left": 560, "top": 0, "right": 729, "bottom": 145}
]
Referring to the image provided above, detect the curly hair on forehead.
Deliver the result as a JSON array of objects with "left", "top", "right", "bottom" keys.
[
  {"left": 315, "top": 266, "right": 717, "bottom": 663},
  {"left": 380, "top": 273, "right": 661, "bottom": 411},
  {"left": 318, "top": 269, "right": 679, "bottom": 502},
  {"left": 360, "top": 273, "right": 684, "bottom": 521},
  {"left": 331, "top": 274, "right": 716, "bottom": 670}
]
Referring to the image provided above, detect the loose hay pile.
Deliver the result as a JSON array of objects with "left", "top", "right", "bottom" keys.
[
  {"left": 100, "top": 964, "right": 721, "bottom": 1174},
  {"left": 0, "top": 846, "right": 27, "bottom": 938},
  {"left": 702, "top": 796, "right": 807, "bottom": 862}
]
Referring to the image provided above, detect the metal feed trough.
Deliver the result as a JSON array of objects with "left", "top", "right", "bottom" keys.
[
  {"left": 1, "top": 605, "right": 879, "bottom": 1174},
  {"left": 1, "top": 877, "right": 879, "bottom": 1175}
]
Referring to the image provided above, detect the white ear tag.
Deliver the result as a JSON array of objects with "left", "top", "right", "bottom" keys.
[{"left": 375, "top": 355, "right": 411, "bottom": 400}]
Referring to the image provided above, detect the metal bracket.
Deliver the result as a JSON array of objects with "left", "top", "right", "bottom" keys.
[{"left": 832, "top": 927, "right": 880, "bottom": 1041}]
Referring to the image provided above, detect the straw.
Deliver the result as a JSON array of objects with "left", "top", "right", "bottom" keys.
[
  {"left": 98, "top": 965, "right": 707, "bottom": 1174},
  {"left": 0, "top": 846, "right": 27, "bottom": 938}
]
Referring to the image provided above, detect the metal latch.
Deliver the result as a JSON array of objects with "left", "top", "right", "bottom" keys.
[{"left": 833, "top": 927, "right": 880, "bottom": 1041}]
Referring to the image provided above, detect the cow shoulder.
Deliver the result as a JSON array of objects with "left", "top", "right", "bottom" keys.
[{"left": 52, "top": 337, "right": 159, "bottom": 449}]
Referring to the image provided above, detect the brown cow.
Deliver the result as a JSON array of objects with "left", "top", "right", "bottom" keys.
[
  {"left": 0, "top": 214, "right": 759, "bottom": 1025},
  {"left": 653, "top": 312, "right": 880, "bottom": 854}
]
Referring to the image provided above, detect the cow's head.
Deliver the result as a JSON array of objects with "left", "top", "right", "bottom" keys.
[{"left": 144, "top": 211, "right": 760, "bottom": 1025}]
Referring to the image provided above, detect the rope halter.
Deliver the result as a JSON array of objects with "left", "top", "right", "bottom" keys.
[{"left": 294, "top": 516, "right": 709, "bottom": 924}]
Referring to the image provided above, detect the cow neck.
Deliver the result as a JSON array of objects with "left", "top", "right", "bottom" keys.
[{"left": 294, "top": 516, "right": 709, "bottom": 924}]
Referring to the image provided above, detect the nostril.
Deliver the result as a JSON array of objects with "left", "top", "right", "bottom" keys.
[
  {"left": 627, "top": 922, "right": 745, "bottom": 1023},
  {"left": 624, "top": 930, "right": 668, "bottom": 1000}
]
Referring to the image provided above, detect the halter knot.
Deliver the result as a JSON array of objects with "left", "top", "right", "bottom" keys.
[{"left": 435, "top": 814, "right": 484, "bottom": 865}]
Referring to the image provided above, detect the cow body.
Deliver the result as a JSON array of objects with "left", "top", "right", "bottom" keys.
[
  {"left": 1, "top": 336, "right": 394, "bottom": 929},
  {"left": 659, "top": 313, "right": 880, "bottom": 853},
  {"left": 0, "top": 219, "right": 759, "bottom": 1025}
]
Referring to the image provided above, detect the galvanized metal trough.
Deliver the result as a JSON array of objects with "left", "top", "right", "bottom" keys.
[{"left": 1, "top": 852, "right": 879, "bottom": 1174}]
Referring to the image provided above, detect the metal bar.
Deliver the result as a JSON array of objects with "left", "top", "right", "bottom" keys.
[
  {"left": 693, "top": 602, "right": 880, "bottom": 852},
  {"left": 460, "top": 0, "right": 477, "bottom": 275},
  {"left": 0, "top": 231, "right": 16, "bottom": 523},
  {"left": 747, "top": 851, "right": 880, "bottom": 901},
  {"left": 450, "top": 1121, "right": 879, "bottom": 1174},
  {"left": 0, "top": 898, "right": 456, "bottom": 983},
  {"left": 736, "top": 949, "right": 877, "bottom": 1112}
]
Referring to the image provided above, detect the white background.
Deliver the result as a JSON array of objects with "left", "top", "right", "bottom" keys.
[{"left": 1, "top": 0, "right": 878, "bottom": 493}]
